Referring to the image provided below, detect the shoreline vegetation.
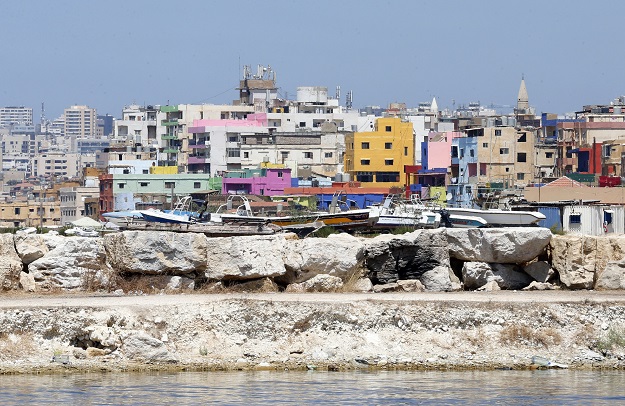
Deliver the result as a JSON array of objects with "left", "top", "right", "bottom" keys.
[{"left": 2, "top": 292, "right": 625, "bottom": 375}]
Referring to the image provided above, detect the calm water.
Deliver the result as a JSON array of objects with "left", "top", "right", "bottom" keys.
[{"left": 0, "top": 370, "right": 624, "bottom": 405}]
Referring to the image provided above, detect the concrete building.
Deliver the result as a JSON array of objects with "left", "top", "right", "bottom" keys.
[
  {"left": 64, "top": 105, "right": 97, "bottom": 139},
  {"left": 59, "top": 186, "right": 100, "bottom": 224},
  {"left": 0, "top": 106, "right": 33, "bottom": 127},
  {"left": 32, "top": 152, "right": 81, "bottom": 179},
  {"left": 344, "top": 117, "right": 415, "bottom": 188},
  {"left": 221, "top": 167, "right": 291, "bottom": 196}
]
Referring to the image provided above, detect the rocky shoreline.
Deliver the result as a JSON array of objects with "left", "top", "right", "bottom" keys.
[
  {"left": 2, "top": 292, "right": 625, "bottom": 375},
  {"left": 4, "top": 227, "right": 625, "bottom": 375}
]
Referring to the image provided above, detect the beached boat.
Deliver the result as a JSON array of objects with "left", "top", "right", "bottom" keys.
[
  {"left": 368, "top": 195, "right": 441, "bottom": 230},
  {"left": 139, "top": 196, "right": 196, "bottom": 224},
  {"left": 443, "top": 206, "right": 546, "bottom": 226}
]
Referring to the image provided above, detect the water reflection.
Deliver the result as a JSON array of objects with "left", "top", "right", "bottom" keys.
[{"left": 0, "top": 369, "right": 624, "bottom": 405}]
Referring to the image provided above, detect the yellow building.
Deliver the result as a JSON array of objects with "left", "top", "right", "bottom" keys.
[{"left": 344, "top": 117, "right": 414, "bottom": 188}]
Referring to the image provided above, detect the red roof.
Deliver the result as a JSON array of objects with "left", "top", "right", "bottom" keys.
[{"left": 543, "top": 176, "right": 588, "bottom": 188}]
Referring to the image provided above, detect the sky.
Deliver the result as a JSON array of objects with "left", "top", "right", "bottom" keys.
[{"left": 1, "top": 0, "right": 625, "bottom": 120}]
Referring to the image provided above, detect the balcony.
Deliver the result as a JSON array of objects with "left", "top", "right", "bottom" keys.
[
  {"left": 188, "top": 156, "right": 209, "bottom": 164},
  {"left": 161, "top": 134, "right": 177, "bottom": 140},
  {"left": 163, "top": 148, "right": 179, "bottom": 154},
  {"left": 160, "top": 105, "right": 179, "bottom": 113},
  {"left": 162, "top": 119, "right": 179, "bottom": 126}
]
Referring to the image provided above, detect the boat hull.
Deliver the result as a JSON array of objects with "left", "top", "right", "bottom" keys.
[{"left": 445, "top": 207, "right": 546, "bottom": 226}]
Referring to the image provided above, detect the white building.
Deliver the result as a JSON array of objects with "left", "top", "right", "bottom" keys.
[
  {"left": 0, "top": 106, "right": 33, "bottom": 127},
  {"left": 64, "top": 105, "right": 97, "bottom": 139},
  {"left": 59, "top": 186, "right": 99, "bottom": 225}
]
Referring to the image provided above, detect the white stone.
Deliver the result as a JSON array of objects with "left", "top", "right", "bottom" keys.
[
  {"left": 14, "top": 234, "right": 49, "bottom": 264},
  {"left": 595, "top": 261, "right": 625, "bottom": 290},
  {"left": 283, "top": 233, "right": 364, "bottom": 283},
  {"left": 205, "top": 235, "right": 288, "bottom": 280},
  {"left": 523, "top": 261, "right": 553, "bottom": 283},
  {"left": 462, "top": 262, "right": 534, "bottom": 290},
  {"left": 18, "top": 272, "right": 36, "bottom": 292},
  {"left": 285, "top": 274, "right": 343, "bottom": 292},
  {"left": 446, "top": 227, "right": 551, "bottom": 263},
  {"left": 0, "top": 234, "right": 22, "bottom": 290},
  {"left": 105, "top": 231, "right": 208, "bottom": 275},
  {"left": 122, "top": 333, "right": 178, "bottom": 363},
  {"left": 352, "top": 278, "right": 373, "bottom": 292}
]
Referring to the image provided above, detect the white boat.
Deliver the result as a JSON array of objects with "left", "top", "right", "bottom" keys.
[
  {"left": 443, "top": 206, "right": 546, "bottom": 227},
  {"left": 369, "top": 195, "right": 440, "bottom": 230},
  {"left": 140, "top": 196, "right": 195, "bottom": 224}
]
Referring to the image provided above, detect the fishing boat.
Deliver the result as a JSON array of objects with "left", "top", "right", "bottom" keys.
[
  {"left": 368, "top": 195, "right": 441, "bottom": 230},
  {"left": 443, "top": 206, "right": 546, "bottom": 227},
  {"left": 210, "top": 193, "right": 378, "bottom": 232},
  {"left": 139, "top": 195, "right": 197, "bottom": 224}
]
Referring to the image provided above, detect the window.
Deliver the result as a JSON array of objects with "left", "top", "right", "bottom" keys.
[
  {"left": 605, "top": 210, "right": 614, "bottom": 225},
  {"left": 546, "top": 152, "right": 553, "bottom": 159},
  {"left": 194, "top": 182, "right": 201, "bottom": 189},
  {"left": 228, "top": 135, "right": 238, "bottom": 142},
  {"left": 451, "top": 146, "right": 458, "bottom": 158},
  {"left": 361, "top": 159, "right": 370, "bottom": 165},
  {"left": 143, "top": 169, "right": 149, "bottom": 174},
  {"left": 385, "top": 159, "right": 394, "bottom": 166},
  {"left": 165, "top": 182, "right": 176, "bottom": 189},
  {"left": 517, "top": 152, "right": 527, "bottom": 162},
  {"left": 299, "top": 122, "right": 306, "bottom": 128},
  {"left": 277, "top": 171, "right": 283, "bottom": 178},
  {"left": 361, "top": 142, "right": 370, "bottom": 149},
  {"left": 281, "top": 151, "right": 289, "bottom": 158},
  {"left": 139, "top": 182, "right": 149, "bottom": 187},
  {"left": 385, "top": 142, "right": 392, "bottom": 149},
  {"left": 385, "top": 126, "right": 392, "bottom": 132},
  {"left": 303, "top": 152, "right": 313, "bottom": 159},
  {"left": 227, "top": 148, "right": 240, "bottom": 157},
  {"left": 470, "top": 149, "right": 475, "bottom": 157},
  {"left": 483, "top": 143, "right": 488, "bottom": 147},
  {"left": 118, "top": 183, "right": 125, "bottom": 189},
  {"left": 14, "top": 208, "right": 20, "bottom": 215},
  {"left": 505, "top": 167, "right": 510, "bottom": 172},
  {"left": 376, "top": 172, "right": 399, "bottom": 182},
  {"left": 356, "top": 172, "right": 374, "bottom": 182},
  {"left": 517, "top": 173, "right": 525, "bottom": 180},
  {"left": 243, "top": 152, "right": 249, "bottom": 159},
  {"left": 570, "top": 213, "right": 581, "bottom": 224},
  {"left": 324, "top": 152, "right": 333, "bottom": 158},
  {"left": 500, "top": 148, "right": 509, "bottom": 154},
  {"left": 123, "top": 169, "right": 130, "bottom": 174},
  {"left": 517, "top": 133, "right": 527, "bottom": 142},
  {"left": 495, "top": 129, "right": 502, "bottom": 136},
  {"left": 404, "top": 147, "right": 408, "bottom": 156}
]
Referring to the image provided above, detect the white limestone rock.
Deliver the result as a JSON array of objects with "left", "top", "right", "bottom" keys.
[
  {"left": 446, "top": 227, "right": 551, "bottom": 264},
  {"left": 285, "top": 274, "right": 343, "bottom": 292},
  {"left": 523, "top": 261, "right": 554, "bottom": 283},
  {"left": 352, "top": 278, "right": 373, "bottom": 292},
  {"left": 551, "top": 235, "right": 625, "bottom": 289},
  {"left": 595, "top": 261, "right": 625, "bottom": 290},
  {"left": 18, "top": 272, "right": 36, "bottom": 292},
  {"left": 477, "top": 280, "right": 501, "bottom": 291},
  {"left": 205, "top": 234, "right": 287, "bottom": 280},
  {"left": 86, "top": 325, "right": 119, "bottom": 349},
  {"left": 14, "top": 234, "right": 49, "bottom": 265},
  {"left": 397, "top": 279, "right": 425, "bottom": 292},
  {"left": 283, "top": 233, "right": 365, "bottom": 283},
  {"left": 104, "top": 231, "right": 208, "bottom": 275},
  {"left": 28, "top": 236, "right": 108, "bottom": 290},
  {"left": 122, "top": 333, "right": 178, "bottom": 363},
  {"left": 0, "top": 234, "right": 22, "bottom": 290},
  {"left": 462, "top": 261, "right": 534, "bottom": 290}
]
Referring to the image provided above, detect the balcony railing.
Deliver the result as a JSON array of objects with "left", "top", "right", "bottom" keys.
[
  {"left": 162, "top": 120, "right": 179, "bottom": 126},
  {"left": 161, "top": 134, "right": 177, "bottom": 140},
  {"left": 163, "top": 148, "right": 179, "bottom": 154},
  {"left": 160, "top": 105, "right": 179, "bottom": 113}
]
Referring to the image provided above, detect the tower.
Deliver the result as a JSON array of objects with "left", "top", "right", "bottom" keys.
[{"left": 516, "top": 76, "right": 529, "bottom": 113}]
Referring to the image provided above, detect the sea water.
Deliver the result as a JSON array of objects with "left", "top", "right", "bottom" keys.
[{"left": 0, "top": 369, "right": 624, "bottom": 405}]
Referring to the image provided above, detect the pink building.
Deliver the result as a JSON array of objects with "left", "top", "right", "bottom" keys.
[{"left": 221, "top": 167, "right": 291, "bottom": 196}]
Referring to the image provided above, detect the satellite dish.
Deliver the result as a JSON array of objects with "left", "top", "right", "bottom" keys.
[{"left": 446, "top": 193, "right": 453, "bottom": 201}]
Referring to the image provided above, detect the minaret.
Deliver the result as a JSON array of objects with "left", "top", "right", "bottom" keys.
[
  {"left": 431, "top": 97, "right": 439, "bottom": 114},
  {"left": 517, "top": 76, "right": 529, "bottom": 113}
]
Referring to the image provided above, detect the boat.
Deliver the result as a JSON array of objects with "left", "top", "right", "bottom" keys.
[
  {"left": 443, "top": 206, "right": 546, "bottom": 227},
  {"left": 101, "top": 210, "right": 145, "bottom": 226},
  {"left": 210, "top": 193, "right": 378, "bottom": 232},
  {"left": 368, "top": 195, "right": 441, "bottom": 231},
  {"left": 139, "top": 196, "right": 196, "bottom": 224}
]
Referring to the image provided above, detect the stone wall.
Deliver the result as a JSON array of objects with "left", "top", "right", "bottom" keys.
[{"left": 5, "top": 228, "right": 625, "bottom": 292}]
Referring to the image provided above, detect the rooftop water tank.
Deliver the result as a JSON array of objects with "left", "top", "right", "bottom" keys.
[{"left": 297, "top": 87, "right": 328, "bottom": 103}]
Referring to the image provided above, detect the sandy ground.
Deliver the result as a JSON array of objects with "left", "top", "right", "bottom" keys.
[{"left": 1, "top": 290, "right": 625, "bottom": 308}]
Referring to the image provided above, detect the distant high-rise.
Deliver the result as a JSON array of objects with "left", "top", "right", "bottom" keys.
[
  {"left": 64, "top": 105, "right": 97, "bottom": 138},
  {"left": 0, "top": 106, "right": 33, "bottom": 127}
]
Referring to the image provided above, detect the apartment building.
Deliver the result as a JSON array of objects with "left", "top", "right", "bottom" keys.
[
  {"left": 0, "top": 106, "right": 33, "bottom": 127},
  {"left": 64, "top": 105, "right": 97, "bottom": 138},
  {"left": 344, "top": 117, "right": 415, "bottom": 188}
]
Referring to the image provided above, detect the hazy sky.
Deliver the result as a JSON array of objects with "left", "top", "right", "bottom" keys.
[{"left": 2, "top": 0, "right": 624, "bottom": 120}]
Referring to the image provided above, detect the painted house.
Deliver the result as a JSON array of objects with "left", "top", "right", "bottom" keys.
[{"left": 221, "top": 167, "right": 291, "bottom": 196}]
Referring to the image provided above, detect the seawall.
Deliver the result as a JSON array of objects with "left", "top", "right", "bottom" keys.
[{"left": 1, "top": 292, "right": 625, "bottom": 374}]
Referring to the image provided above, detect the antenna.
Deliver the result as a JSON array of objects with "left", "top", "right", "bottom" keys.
[
  {"left": 335, "top": 85, "right": 341, "bottom": 100},
  {"left": 346, "top": 90, "right": 353, "bottom": 109}
]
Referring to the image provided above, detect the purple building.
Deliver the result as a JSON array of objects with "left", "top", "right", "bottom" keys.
[{"left": 221, "top": 167, "right": 291, "bottom": 196}]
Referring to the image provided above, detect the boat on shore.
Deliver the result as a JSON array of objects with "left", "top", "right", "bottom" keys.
[
  {"left": 443, "top": 206, "right": 546, "bottom": 227},
  {"left": 368, "top": 195, "right": 441, "bottom": 231},
  {"left": 139, "top": 196, "right": 197, "bottom": 224}
]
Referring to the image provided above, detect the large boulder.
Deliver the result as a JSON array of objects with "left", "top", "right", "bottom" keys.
[
  {"left": 523, "top": 261, "right": 553, "bottom": 283},
  {"left": 14, "top": 234, "right": 49, "bottom": 264},
  {"left": 28, "top": 236, "right": 109, "bottom": 290},
  {"left": 364, "top": 229, "right": 454, "bottom": 291},
  {"left": 205, "top": 234, "right": 288, "bottom": 280},
  {"left": 285, "top": 274, "right": 343, "bottom": 292},
  {"left": 121, "top": 333, "right": 178, "bottom": 363},
  {"left": 595, "top": 261, "right": 625, "bottom": 290},
  {"left": 446, "top": 227, "right": 551, "bottom": 263},
  {"left": 551, "top": 235, "right": 625, "bottom": 289},
  {"left": 104, "top": 231, "right": 208, "bottom": 275},
  {"left": 0, "top": 234, "right": 22, "bottom": 290},
  {"left": 462, "top": 261, "right": 534, "bottom": 290},
  {"left": 282, "top": 233, "right": 364, "bottom": 283}
]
